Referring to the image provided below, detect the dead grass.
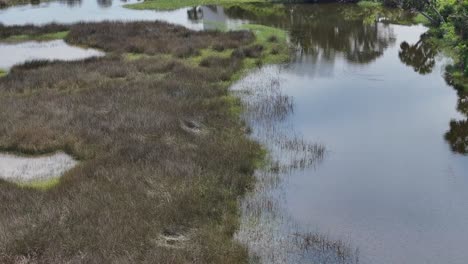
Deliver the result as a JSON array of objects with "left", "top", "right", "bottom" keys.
[
  {"left": 66, "top": 21, "right": 254, "bottom": 57},
  {"left": 0, "top": 21, "right": 266, "bottom": 263}
]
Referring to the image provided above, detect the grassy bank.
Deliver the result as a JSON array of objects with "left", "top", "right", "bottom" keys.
[
  {"left": 0, "top": 21, "right": 288, "bottom": 263},
  {"left": 125, "top": 0, "right": 265, "bottom": 10}
]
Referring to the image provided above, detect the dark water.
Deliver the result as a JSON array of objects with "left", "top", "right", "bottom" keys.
[{"left": 1, "top": 2, "right": 468, "bottom": 263}]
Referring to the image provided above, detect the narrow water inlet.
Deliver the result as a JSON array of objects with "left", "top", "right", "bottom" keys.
[
  {"left": 0, "top": 40, "right": 104, "bottom": 70},
  {"left": 0, "top": 152, "right": 77, "bottom": 183}
]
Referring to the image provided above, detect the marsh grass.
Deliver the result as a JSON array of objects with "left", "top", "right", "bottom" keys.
[{"left": 0, "top": 21, "right": 278, "bottom": 263}]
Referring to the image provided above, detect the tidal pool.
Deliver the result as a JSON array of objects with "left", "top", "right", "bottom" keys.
[
  {"left": 0, "top": 39, "right": 104, "bottom": 69},
  {"left": 0, "top": 152, "right": 77, "bottom": 182}
]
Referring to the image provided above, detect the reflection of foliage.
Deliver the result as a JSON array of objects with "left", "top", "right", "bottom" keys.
[
  {"left": 445, "top": 85, "right": 468, "bottom": 155},
  {"left": 398, "top": 37, "right": 437, "bottom": 74},
  {"left": 187, "top": 6, "right": 203, "bottom": 20},
  {"left": 225, "top": 3, "right": 398, "bottom": 64},
  {"left": 59, "top": 0, "right": 82, "bottom": 7},
  {"left": 445, "top": 119, "right": 468, "bottom": 155},
  {"left": 97, "top": 0, "right": 112, "bottom": 8}
]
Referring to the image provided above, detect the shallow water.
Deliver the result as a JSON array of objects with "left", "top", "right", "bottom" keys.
[
  {"left": 0, "top": 39, "right": 103, "bottom": 69},
  {"left": 0, "top": 152, "right": 77, "bottom": 182},
  {"left": 0, "top": 0, "right": 248, "bottom": 30},
  {"left": 232, "top": 4, "right": 468, "bottom": 264}
]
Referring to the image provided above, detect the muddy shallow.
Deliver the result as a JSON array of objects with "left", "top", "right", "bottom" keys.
[{"left": 0, "top": 152, "right": 77, "bottom": 182}]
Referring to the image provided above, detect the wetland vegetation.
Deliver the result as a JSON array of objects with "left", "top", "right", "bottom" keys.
[{"left": 0, "top": 20, "right": 289, "bottom": 263}]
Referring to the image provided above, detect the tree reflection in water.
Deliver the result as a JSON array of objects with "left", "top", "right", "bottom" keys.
[
  {"left": 398, "top": 35, "right": 437, "bottom": 74},
  {"left": 445, "top": 89, "right": 468, "bottom": 155},
  {"left": 225, "top": 3, "right": 398, "bottom": 65},
  {"left": 396, "top": 34, "right": 467, "bottom": 155}
]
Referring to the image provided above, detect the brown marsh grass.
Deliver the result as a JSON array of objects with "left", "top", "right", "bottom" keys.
[{"left": 0, "top": 21, "right": 266, "bottom": 264}]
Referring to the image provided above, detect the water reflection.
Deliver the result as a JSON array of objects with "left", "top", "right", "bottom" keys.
[
  {"left": 398, "top": 35, "right": 437, "bottom": 74},
  {"left": 0, "top": 40, "right": 104, "bottom": 70},
  {"left": 397, "top": 34, "right": 467, "bottom": 155},
  {"left": 96, "top": 0, "right": 112, "bottom": 8},
  {"left": 225, "top": 4, "right": 397, "bottom": 65},
  {"left": 187, "top": 6, "right": 203, "bottom": 21},
  {"left": 58, "top": 0, "right": 82, "bottom": 7},
  {"left": 445, "top": 87, "right": 468, "bottom": 154},
  {"left": 230, "top": 10, "right": 468, "bottom": 264}
]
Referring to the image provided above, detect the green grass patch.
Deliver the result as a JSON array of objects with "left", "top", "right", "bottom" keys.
[
  {"left": 187, "top": 48, "right": 234, "bottom": 65},
  {"left": 17, "top": 177, "right": 61, "bottom": 191},
  {"left": 125, "top": 0, "right": 264, "bottom": 10},
  {"left": 2, "top": 31, "right": 69, "bottom": 43},
  {"left": 357, "top": 0, "right": 382, "bottom": 8},
  {"left": 413, "top": 13, "right": 430, "bottom": 25},
  {"left": 0, "top": 69, "right": 6, "bottom": 78}
]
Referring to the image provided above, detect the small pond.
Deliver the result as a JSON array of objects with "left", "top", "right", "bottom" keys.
[
  {"left": 0, "top": 39, "right": 103, "bottom": 69},
  {"left": 0, "top": 152, "right": 77, "bottom": 182}
]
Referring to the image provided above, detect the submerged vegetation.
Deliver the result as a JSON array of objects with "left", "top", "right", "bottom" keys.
[{"left": 0, "top": 20, "right": 289, "bottom": 263}]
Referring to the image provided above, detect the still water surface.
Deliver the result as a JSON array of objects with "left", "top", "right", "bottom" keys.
[
  {"left": 0, "top": 39, "right": 103, "bottom": 69},
  {"left": 1, "top": 2, "right": 467, "bottom": 263}
]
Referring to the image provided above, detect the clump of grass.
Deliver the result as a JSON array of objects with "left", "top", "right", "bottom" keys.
[
  {"left": 0, "top": 69, "right": 6, "bottom": 78},
  {"left": 238, "top": 24, "right": 290, "bottom": 65},
  {"left": 267, "top": 35, "right": 278, "bottom": 43},
  {"left": 233, "top": 44, "right": 264, "bottom": 59},
  {"left": 0, "top": 21, "right": 270, "bottom": 264}
]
